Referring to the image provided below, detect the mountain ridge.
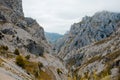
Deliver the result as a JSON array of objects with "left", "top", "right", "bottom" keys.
[
  {"left": 45, "top": 32, "right": 63, "bottom": 44},
  {"left": 56, "top": 11, "right": 120, "bottom": 59}
]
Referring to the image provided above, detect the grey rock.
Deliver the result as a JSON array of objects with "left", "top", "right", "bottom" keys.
[
  {"left": 57, "top": 11, "right": 120, "bottom": 59},
  {"left": 1, "top": 28, "right": 15, "bottom": 35},
  {"left": 26, "top": 39, "right": 44, "bottom": 56},
  {"left": 0, "top": 0, "right": 24, "bottom": 23},
  {"left": 25, "top": 17, "right": 36, "bottom": 27},
  {"left": 0, "top": 0, "right": 50, "bottom": 55}
]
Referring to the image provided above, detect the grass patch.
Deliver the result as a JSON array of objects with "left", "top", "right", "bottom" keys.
[
  {"left": 16, "top": 55, "right": 26, "bottom": 68},
  {"left": 106, "top": 49, "right": 120, "bottom": 60},
  {"left": 15, "top": 55, "right": 52, "bottom": 80},
  {"left": 38, "top": 70, "right": 52, "bottom": 80},
  {"left": 0, "top": 58, "right": 4, "bottom": 66},
  {"left": 85, "top": 56, "right": 101, "bottom": 65},
  {"left": 25, "top": 55, "right": 30, "bottom": 60},
  {"left": 94, "top": 39, "right": 107, "bottom": 45},
  {"left": 94, "top": 36, "right": 115, "bottom": 45}
]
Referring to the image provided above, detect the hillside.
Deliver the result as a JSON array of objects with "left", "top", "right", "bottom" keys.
[
  {"left": 65, "top": 26, "right": 120, "bottom": 80},
  {"left": 0, "top": 0, "right": 68, "bottom": 80}
]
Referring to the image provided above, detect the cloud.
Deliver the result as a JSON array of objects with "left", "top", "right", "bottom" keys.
[{"left": 22, "top": 0, "right": 120, "bottom": 34}]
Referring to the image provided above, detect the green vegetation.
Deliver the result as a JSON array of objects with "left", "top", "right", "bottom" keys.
[
  {"left": 70, "top": 49, "right": 120, "bottom": 80},
  {"left": 16, "top": 55, "right": 26, "bottom": 68},
  {"left": 0, "top": 58, "right": 4, "bottom": 67},
  {"left": 15, "top": 55, "right": 52, "bottom": 80},
  {"left": 0, "top": 45, "right": 8, "bottom": 55},
  {"left": 0, "top": 45, "right": 15, "bottom": 58},
  {"left": 25, "top": 55, "right": 30, "bottom": 60},
  {"left": 38, "top": 62, "right": 43, "bottom": 68},
  {"left": 0, "top": 45, "right": 8, "bottom": 51},
  {"left": 14, "top": 49, "right": 20, "bottom": 55},
  {"left": 57, "top": 68, "right": 62, "bottom": 75}
]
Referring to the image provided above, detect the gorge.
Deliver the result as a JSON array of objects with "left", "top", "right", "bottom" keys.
[{"left": 0, "top": 0, "right": 120, "bottom": 80}]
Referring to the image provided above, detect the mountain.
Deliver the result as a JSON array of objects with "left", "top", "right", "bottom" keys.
[
  {"left": 57, "top": 11, "right": 120, "bottom": 59},
  {"left": 0, "top": 0, "right": 120, "bottom": 80},
  {"left": 0, "top": 0, "right": 49, "bottom": 55},
  {"left": 65, "top": 26, "right": 120, "bottom": 80},
  {"left": 0, "top": 0, "right": 68, "bottom": 80},
  {"left": 56, "top": 11, "right": 120, "bottom": 80},
  {"left": 45, "top": 32, "right": 63, "bottom": 44}
]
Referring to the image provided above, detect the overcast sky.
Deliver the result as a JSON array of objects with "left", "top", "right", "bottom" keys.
[{"left": 22, "top": 0, "right": 120, "bottom": 34}]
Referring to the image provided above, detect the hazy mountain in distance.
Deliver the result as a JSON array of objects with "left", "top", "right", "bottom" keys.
[{"left": 45, "top": 32, "right": 63, "bottom": 44}]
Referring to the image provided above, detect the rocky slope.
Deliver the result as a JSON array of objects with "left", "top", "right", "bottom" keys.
[
  {"left": 0, "top": 0, "right": 68, "bottom": 80},
  {"left": 57, "top": 11, "right": 120, "bottom": 59},
  {"left": 56, "top": 11, "right": 120, "bottom": 80},
  {"left": 66, "top": 25, "right": 120, "bottom": 80},
  {"left": 0, "top": 0, "right": 51, "bottom": 55}
]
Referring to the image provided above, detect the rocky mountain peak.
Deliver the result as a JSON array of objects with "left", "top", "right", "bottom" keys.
[{"left": 57, "top": 11, "right": 120, "bottom": 59}]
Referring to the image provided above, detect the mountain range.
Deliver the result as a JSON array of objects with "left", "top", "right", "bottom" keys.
[
  {"left": 0, "top": 0, "right": 120, "bottom": 80},
  {"left": 45, "top": 32, "right": 63, "bottom": 44}
]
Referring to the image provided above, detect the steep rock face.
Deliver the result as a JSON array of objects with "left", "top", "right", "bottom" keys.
[
  {"left": 0, "top": 0, "right": 68, "bottom": 80},
  {"left": 55, "top": 11, "right": 120, "bottom": 80},
  {"left": 66, "top": 25, "right": 120, "bottom": 80},
  {"left": 0, "top": 0, "right": 24, "bottom": 23},
  {"left": 0, "top": 0, "right": 49, "bottom": 56},
  {"left": 57, "top": 11, "right": 120, "bottom": 59}
]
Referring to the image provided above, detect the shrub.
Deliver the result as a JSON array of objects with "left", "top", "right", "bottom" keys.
[
  {"left": 16, "top": 55, "right": 26, "bottom": 68},
  {"left": 25, "top": 55, "right": 30, "bottom": 60},
  {"left": 0, "top": 45, "right": 8, "bottom": 51},
  {"left": 38, "top": 62, "right": 43, "bottom": 69},
  {"left": 57, "top": 68, "right": 62, "bottom": 75},
  {"left": 14, "top": 49, "right": 20, "bottom": 55}
]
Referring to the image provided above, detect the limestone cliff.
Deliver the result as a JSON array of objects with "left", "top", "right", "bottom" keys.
[
  {"left": 56, "top": 11, "right": 120, "bottom": 80},
  {"left": 57, "top": 11, "right": 120, "bottom": 59},
  {"left": 0, "top": 0, "right": 50, "bottom": 55},
  {"left": 0, "top": 0, "right": 68, "bottom": 80}
]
